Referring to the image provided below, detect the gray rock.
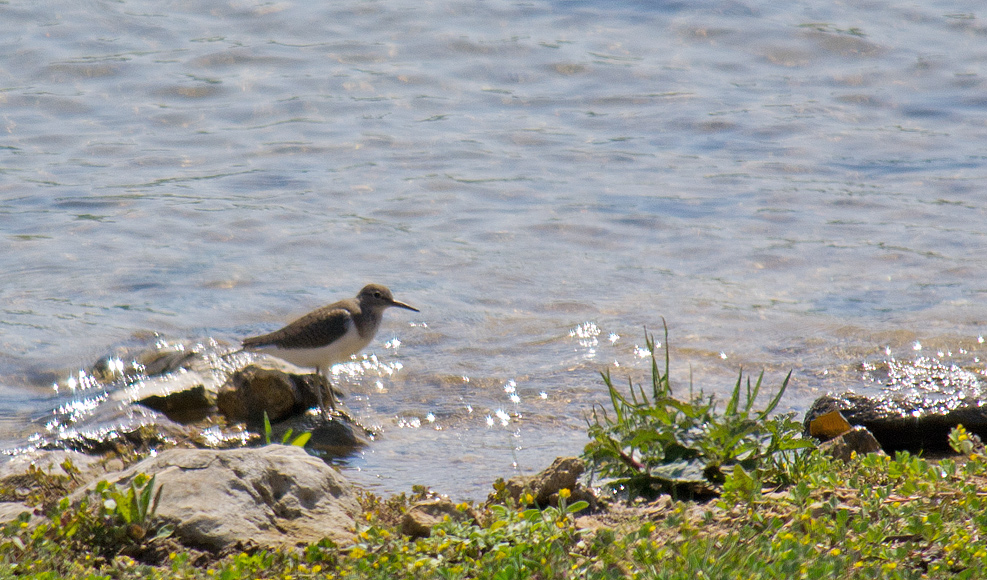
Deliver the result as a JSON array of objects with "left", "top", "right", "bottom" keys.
[
  {"left": 28, "top": 342, "right": 366, "bottom": 458},
  {"left": 0, "top": 502, "right": 31, "bottom": 524},
  {"left": 73, "top": 445, "right": 359, "bottom": 551},
  {"left": 819, "top": 426, "right": 885, "bottom": 462},
  {"left": 0, "top": 449, "right": 111, "bottom": 525}
]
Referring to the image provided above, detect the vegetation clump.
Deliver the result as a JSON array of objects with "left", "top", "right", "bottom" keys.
[{"left": 584, "top": 325, "right": 814, "bottom": 500}]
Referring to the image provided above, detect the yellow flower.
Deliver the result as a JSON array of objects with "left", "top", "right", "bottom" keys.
[
  {"left": 559, "top": 488, "right": 572, "bottom": 499},
  {"left": 829, "top": 548, "right": 841, "bottom": 557}
]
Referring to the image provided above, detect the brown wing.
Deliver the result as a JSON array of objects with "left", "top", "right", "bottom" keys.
[{"left": 242, "top": 305, "right": 352, "bottom": 350}]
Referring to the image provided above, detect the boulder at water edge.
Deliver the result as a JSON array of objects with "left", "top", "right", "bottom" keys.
[{"left": 72, "top": 445, "right": 359, "bottom": 551}]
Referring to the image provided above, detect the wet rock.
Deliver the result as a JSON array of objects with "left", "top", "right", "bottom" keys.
[
  {"left": 216, "top": 363, "right": 331, "bottom": 424},
  {"left": 400, "top": 498, "right": 477, "bottom": 538},
  {"left": 268, "top": 411, "right": 372, "bottom": 455},
  {"left": 72, "top": 445, "right": 359, "bottom": 551},
  {"left": 819, "top": 426, "right": 885, "bottom": 462},
  {"left": 25, "top": 341, "right": 368, "bottom": 460},
  {"left": 139, "top": 385, "right": 214, "bottom": 423},
  {"left": 805, "top": 390, "right": 987, "bottom": 453},
  {"left": 494, "top": 456, "right": 598, "bottom": 509}
]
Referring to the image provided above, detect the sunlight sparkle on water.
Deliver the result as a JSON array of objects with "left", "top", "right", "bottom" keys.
[
  {"left": 56, "top": 369, "right": 102, "bottom": 394},
  {"left": 494, "top": 409, "right": 511, "bottom": 426},
  {"left": 503, "top": 379, "right": 520, "bottom": 404},
  {"left": 398, "top": 416, "right": 422, "bottom": 429},
  {"left": 332, "top": 354, "right": 403, "bottom": 379},
  {"left": 570, "top": 322, "right": 601, "bottom": 358}
]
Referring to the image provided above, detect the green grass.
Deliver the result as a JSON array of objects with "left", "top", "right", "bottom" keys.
[{"left": 3, "top": 329, "right": 987, "bottom": 579}]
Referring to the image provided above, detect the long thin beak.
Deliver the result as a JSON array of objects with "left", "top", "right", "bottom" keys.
[{"left": 391, "top": 299, "right": 419, "bottom": 312}]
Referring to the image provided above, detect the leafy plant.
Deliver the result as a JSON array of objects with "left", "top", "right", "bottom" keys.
[
  {"left": 98, "top": 473, "right": 170, "bottom": 543},
  {"left": 0, "top": 471, "right": 169, "bottom": 572},
  {"left": 584, "top": 323, "right": 814, "bottom": 500},
  {"left": 262, "top": 411, "right": 312, "bottom": 447},
  {"left": 948, "top": 423, "right": 984, "bottom": 456}
]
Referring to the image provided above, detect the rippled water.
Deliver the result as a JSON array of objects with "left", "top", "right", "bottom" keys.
[{"left": 2, "top": 0, "right": 987, "bottom": 499}]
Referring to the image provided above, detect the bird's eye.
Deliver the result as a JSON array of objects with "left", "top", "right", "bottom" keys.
[{"left": 374, "top": 291, "right": 382, "bottom": 298}]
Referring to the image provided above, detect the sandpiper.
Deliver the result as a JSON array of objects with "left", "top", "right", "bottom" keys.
[{"left": 242, "top": 284, "right": 418, "bottom": 413}]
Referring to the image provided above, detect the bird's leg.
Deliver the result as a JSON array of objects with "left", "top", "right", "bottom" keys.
[{"left": 314, "top": 366, "right": 336, "bottom": 416}]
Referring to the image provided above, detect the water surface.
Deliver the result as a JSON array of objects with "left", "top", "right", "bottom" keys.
[{"left": 2, "top": 0, "right": 987, "bottom": 499}]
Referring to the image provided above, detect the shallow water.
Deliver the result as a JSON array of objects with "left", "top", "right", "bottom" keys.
[{"left": 2, "top": 0, "right": 987, "bottom": 499}]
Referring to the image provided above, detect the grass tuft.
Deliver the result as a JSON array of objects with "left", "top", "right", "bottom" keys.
[{"left": 583, "top": 323, "right": 814, "bottom": 500}]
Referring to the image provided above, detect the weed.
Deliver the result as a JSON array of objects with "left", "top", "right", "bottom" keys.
[
  {"left": 262, "top": 411, "right": 312, "bottom": 447},
  {"left": 583, "top": 323, "right": 814, "bottom": 500}
]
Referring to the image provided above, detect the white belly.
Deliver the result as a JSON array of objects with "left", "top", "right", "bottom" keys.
[{"left": 251, "top": 321, "right": 373, "bottom": 371}]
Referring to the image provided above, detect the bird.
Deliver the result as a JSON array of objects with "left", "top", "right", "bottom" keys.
[{"left": 241, "top": 284, "right": 418, "bottom": 414}]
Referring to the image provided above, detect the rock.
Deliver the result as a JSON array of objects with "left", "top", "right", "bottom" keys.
[
  {"left": 804, "top": 391, "right": 987, "bottom": 453},
  {"left": 72, "top": 445, "right": 359, "bottom": 551},
  {"left": 37, "top": 420, "right": 200, "bottom": 456},
  {"left": 400, "top": 498, "right": 477, "bottom": 538},
  {"left": 268, "top": 411, "right": 372, "bottom": 455},
  {"left": 805, "top": 355, "right": 987, "bottom": 453},
  {"left": 24, "top": 342, "right": 367, "bottom": 460},
  {"left": 216, "top": 363, "right": 330, "bottom": 424},
  {"left": 494, "top": 457, "right": 598, "bottom": 509},
  {"left": 139, "top": 385, "right": 214, "bottom": 423},
  {"left": 808, "top": 410, "right": 852, "bottom": 441},
  {"left": 819, "top": 426, "right": 885, "bottom": 462},
  {"left": 0, "top": 449, "right": 112, "bottom": 524},
  {"left": 0, "top": 502, "right": 31, "bottom": 524}
]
